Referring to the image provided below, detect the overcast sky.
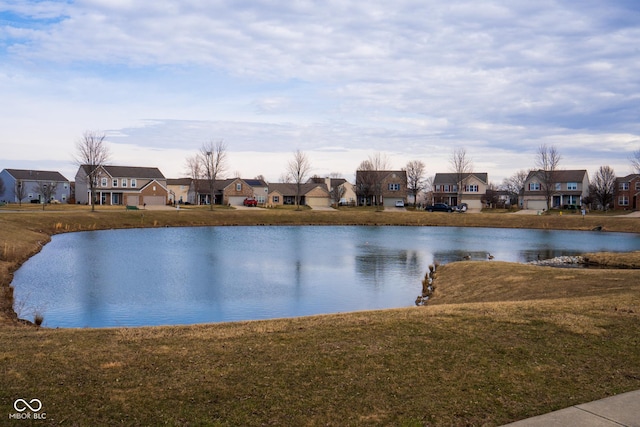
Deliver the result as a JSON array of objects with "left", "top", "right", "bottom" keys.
[{"left": 2, "top": 0, "right": 639, "bottom": 183}]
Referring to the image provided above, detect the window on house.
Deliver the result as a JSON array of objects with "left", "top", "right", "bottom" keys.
[
  {"left": 567, "top": 182, "right": 577, "bottom": 190},
  {"left": 113, "top": 179, "right": 118, "bottom": 187},
  {"left": 529, "top": 182, "right": 540, "bottom": 191},
  {"left": 636, "top": 182, "right": 640, "bottom": 191},
  {"left": 257, "top": 196, "right": 266, "bottom": 203},
  {"left": 465, "top": 184, "right": 478, "bottom": 192},
  {"left": 389, "top": 183, "right": 400, "bottom": 191},
  {"left": 236, "top": 183, "right": 242, "bottom": 191},
  {"left": 619, "top": 196, "right": 629, "bottom": 206},
  {"left": 555, "top": 183, "right": 561, "bottom": 191},
  {"left": 435, "top": 185, "right": 442, "bottom": 192},
  {"left": 122, "top": 178, "right": 127, "bottom": 187},
  {"left": 620, "top": 182, "right": 629, "bottom": 190},
  {"left": 102, "top": 178, "right": 108, "bottom": 187},
  {"left": 273, "top": 196, "right": 280, "bottom": 203},
  {"left": 131, "top": 179, "right": 137, "bottom": 188}
]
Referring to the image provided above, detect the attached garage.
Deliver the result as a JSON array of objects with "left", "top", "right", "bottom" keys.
[
  {"left": 143, "top": 195, "right": 166, "bottom": 206},
  {"left": 227, "top": 196, "right": 246, "bottom": 206},
  {"left": 383, "top": 197, "right": 404, "bottom": 207},
  {"left": 306, "top": 196, "right": 330, "bottom": 208}
]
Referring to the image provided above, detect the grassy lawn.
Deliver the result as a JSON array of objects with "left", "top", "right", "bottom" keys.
[{"left": 1, "top": 206, "right": 639, "bottom": 425}]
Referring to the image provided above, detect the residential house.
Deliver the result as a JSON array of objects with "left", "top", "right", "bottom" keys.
[
  {"left": 308, "top": 177, "right": 356, "bottom": 206},
  {"left": 355, "top": 170, "right": 407, "bottom": 207},
  {"left": 167, "top": 178, "right": 192, "bottom": 205},
  {"left": 521, "top": 169, "right": 589, "bottom": 210},
  {"left": 0, "top": 168, "right": 71, "bottom": 203},
  {"left": 75, "top": 165, "right": 168, "bottom": 206},
  {"left": 267, "top": 182, "right": 330, "bottom": 207},
  {"left": 244, "top": 178, "right": 269, "bottom": 205},
  {"left": 614, "top": 174, "right": 640, "bottom": 210},
  {"left": 189, "top": 178, "right": 256, "bottom": 206},
  {"left": 432, "top": 172, "right": 489, "bottom": 209}
]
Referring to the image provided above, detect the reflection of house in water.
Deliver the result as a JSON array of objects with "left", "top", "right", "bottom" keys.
[{"left": 356, "top": 245, "right": 422, "bottom": 287}]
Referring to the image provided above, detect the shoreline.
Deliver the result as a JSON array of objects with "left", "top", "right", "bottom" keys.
[{"left": 2, "top": 208, "right": 640, "bottom": 326}]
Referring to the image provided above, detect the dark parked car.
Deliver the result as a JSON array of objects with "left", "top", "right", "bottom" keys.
[{"left": 426, "top": 203, "right": 453, "bottom": 212}]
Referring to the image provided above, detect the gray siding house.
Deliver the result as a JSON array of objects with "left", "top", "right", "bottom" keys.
[{"left": 0, "top": 168, "right": 71, "bottom": 204}]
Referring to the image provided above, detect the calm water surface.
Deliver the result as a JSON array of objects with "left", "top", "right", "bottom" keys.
[{"left": 11, "top": 226, "right": 640, "bottom": 328}]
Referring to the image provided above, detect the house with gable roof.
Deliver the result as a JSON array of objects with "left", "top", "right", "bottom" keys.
[
  {"left": 355, "top": 170, "right": 407, "bottom": 207},
  {"left": 614, "top": 174, "right": 640, "bottom": 210},
  {"left": 75, "top": 165, "right": 168, "bottom": 206},
  {"left": 267, "top": 182, "right": 330, "bottom": 207},
  {"left": 0, "top": 168, "right": 71, "bottom": 203},
  {"left": 432, "top": 172, "right": 489, "bottom": 209},
  {"left": 521, "top": 169, "right": 589, "bottom": 210}
]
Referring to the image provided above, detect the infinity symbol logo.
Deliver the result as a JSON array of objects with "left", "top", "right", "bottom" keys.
[{"left": 14, "top": 398, "right": 43, "bottom": 412}]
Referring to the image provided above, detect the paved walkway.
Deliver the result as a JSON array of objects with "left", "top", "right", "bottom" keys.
[{"left": 501, "top": 389, "right": 640, "bottom": 426}]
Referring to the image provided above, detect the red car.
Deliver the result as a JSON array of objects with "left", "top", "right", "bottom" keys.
[{"left": 243, "top": 198, "right": 258, "bottom": 207}]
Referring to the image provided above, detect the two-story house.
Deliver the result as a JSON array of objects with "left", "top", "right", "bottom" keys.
[
  {"left": 0, "top": 168, "right": 71, "bottom": 204},
  {"left": 167, "top": 178, "right": 192, "bottom": 205},
  {"left": 614, "top": 174, "right": 640, "bottom": 210},
  {"left": 521, "top": 169, "right": 589, "bottom": 211},
  {"left": 432, "top": 172, "right": 488, "bottom": 209},
  {"left": 75, "top": 165, "right": 168, "bottom": 206},
  {"left": 308, "top": 177, "right": 356, "bottom": 206},
  {"left": 355, "top": 170, "right": 407, "bottom": 207}
]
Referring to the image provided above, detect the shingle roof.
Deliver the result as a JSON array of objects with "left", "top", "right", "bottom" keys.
[
  {"left": 525, "top": 169, "right": 587, "bottom": 182},
  {"left": 5, "top": 169, "right": 69, "bottom": 182},
  {"left": 167, "top": 178, "right": 192, "bottom": 185},
  {"left": 433, "top": 172, "right": 488, "bottom": 185},
  {"left": 101, "top": 165, "right": 165, "bottom": 179},
  {"left": 268, "top": 182, "right": 328, "bottom": 196}
]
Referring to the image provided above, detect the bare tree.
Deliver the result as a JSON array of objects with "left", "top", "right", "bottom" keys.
[
  {"left": 199, "top": 140, "right": 228, "bottom": 210},
  {"left": 590, "top": 165, "right": 616, "bottom": 210},
  {"left": 449, "top": 148, "right": 473, "bottom": 205},
  {"left": 32, "top": 181, "right": 58, "bottom": 210},
  {"left": 14, "top": 180, "right": 27, "bottom": 205},
  {"left": 0, "top": 177, "right": 5, "bottom": 201},
  {"left": 287, "top": 150, "right": 312, "bottom": 209},
  {"left": 631, "top": 148, "right": 640, "bottom": 174},
  {"left": 355, "top": 153, "right": 392, "bottom": 206},
  {"left": 405, "top": 160, "right": 426, "bottom": 207},
  {"left": 74, "top": 131, "right": 110, "bottom": 211},
  {"left": 501, "top": 169, "right": 529, "bottom": 207},
  {"left": 535, "top": 144, "right": 562, "bottom": 211}
]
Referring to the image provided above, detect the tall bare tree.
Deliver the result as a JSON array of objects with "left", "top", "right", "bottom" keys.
[
  {"left": 590, "top": 165, "right": 616, "bottom": 210},
  {"left": 449, "top": 148, "right": 473, "bottom": 205},
  {"left": 356, "top": 153, "right": 392, "bottom": 206},
  {"left": 33, "top": 181, "right": 58, "bottom": 210},
  {"left": 287, "top": 150, "right": 312, "bottom": 209},
  {"left": 631, "top": 148, "right": 640, "bottom": 174},
  {"left": 199, "top": 140, "right": 228, "bottom": 210},
  {"left": 405, "top": 160, "right": 426, "bottom": 207},
  {"left": 74, "top": 131, "right": 110, "bottom": 211},
  {"left": 14, "top": 180, "right": 27, "bottom": 205},
  {"left": 501, "top": 169, "right": 530, "bottom": 206},
  {"left": 535, "top": 144, "right": 562, "bottom": 211}
]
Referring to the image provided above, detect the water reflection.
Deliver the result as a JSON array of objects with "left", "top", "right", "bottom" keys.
[{"left": 11, "top": 226, "right": 640, "bottom": 328}]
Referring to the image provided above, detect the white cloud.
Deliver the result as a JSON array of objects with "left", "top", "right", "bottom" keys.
[{"left": 1, "top": 0, "right": 640, "bottom": 185}]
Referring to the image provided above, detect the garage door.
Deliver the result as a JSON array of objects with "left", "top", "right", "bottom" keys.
[
  {"left": 306, "top": 197, "right": 330, "bottom": 207},
  {"left": 126, "top": 195, "right": 140, "bottom": 206},
  {"left": 227, "top": 196, "right": 246, "bottom": 206},
  {"left": 383, "top": 198, "right": 402, "bottom": 207},
  {"left": 143, "top": 196, "right": 165, "bottom": 206},
  {"left": 526, "top": 200, "right": 547, "bottom": 211}
]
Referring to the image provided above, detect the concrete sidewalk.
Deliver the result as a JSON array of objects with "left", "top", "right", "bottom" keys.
[{"left": 502, "top": 389, "right": 640, "bottom": 426}]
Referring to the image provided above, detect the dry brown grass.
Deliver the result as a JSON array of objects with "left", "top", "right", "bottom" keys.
[{"left": 0, "top": 206, "right": 639, "bottom": 425}]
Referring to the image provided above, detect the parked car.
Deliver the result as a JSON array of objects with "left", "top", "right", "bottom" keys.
[
  {"left": 453, "top": 203, "right": 468, "bottom": 213},
  {"left": 395, "top": 200, "right": 405, "bottom": 207},
  {"left": 243, "top": 198, "right": 258, "bottom": 207},
  {"left": 425, "top": 203, "right": 453, "bottom": 212}
]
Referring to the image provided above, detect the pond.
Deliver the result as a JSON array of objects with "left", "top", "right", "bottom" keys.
[{"left": 11, "top": 226, "right": 640, "bottom": 328}]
